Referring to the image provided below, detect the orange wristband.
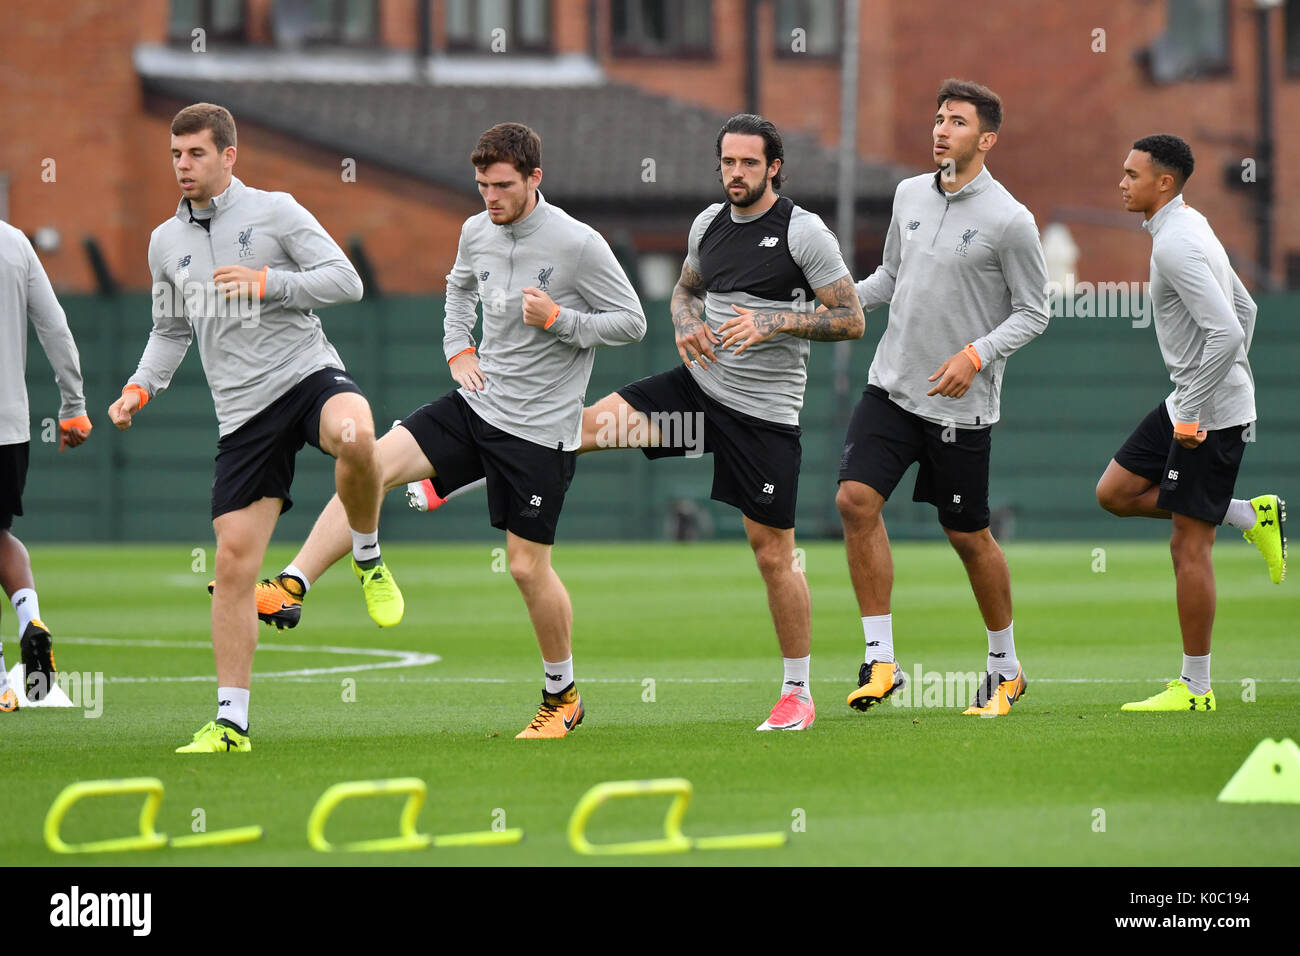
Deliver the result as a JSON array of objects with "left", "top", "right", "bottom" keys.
[
  {"left": 447, "top": 346, "right": 476, "bottom": 365},
  {"left": 962, "top": 344, "right": 982, "bottom": 371},
  {"left": 1173, "top": 420, "right": 1200, "bottom": 437},
  {"left": 59, "top": 414, "right": 92, "bottom": 432},
  {"left": 257, "top": 266, "right": 268, "bottom": 299},
  {"left": 544, "top": 305, "right": 561, "bottom": 330},
  {"left": 122, "top": 384, "right": 150, "bottom": 409}
]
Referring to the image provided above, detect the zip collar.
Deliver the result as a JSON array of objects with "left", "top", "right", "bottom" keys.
[
  {"left": 931, "top": 164, "right": 992, "bottom": 202},
  {"left": 496, "top": 190, "right": 550, "bottom": 239},
  {"left": 1142, "top": 193, "right": 1187, "bottom": 238},
  {"left": 175, "top": 176, "right": 245, "bottom": 224}
]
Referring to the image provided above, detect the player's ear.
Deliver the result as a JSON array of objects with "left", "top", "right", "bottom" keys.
[
  {"left": 529, "top": 167, "right": 543, "bottom": 190},
  {"left": 979, "top": 131, "right": 997, "bottom": 153},
  {"left": 223, "top": 145, "right": 237, "bottom": 169}
]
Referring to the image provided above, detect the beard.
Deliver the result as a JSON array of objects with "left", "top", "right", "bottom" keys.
[
  {"left": 934, "top": 142, "right": 979, "bottom": 179},
  {"left": 723, "top": 178, "right": 768, "bottom": 209}
]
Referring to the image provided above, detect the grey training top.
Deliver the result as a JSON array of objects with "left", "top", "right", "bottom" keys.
[
  {"left": 684, "top": 201, "right": 850, "bottom": 426},
  {"left": 443, "top": 193, "right": 646, "bottom": 451},
  {"left": 128, "top": 177, "right": 363, "bottom": 437},
  {"left": 1142, "top": 195, "right": 1256, "bottom": 431},
  {"left": 0, "top": 220, "right": 86, "bottom": 445},
  {"left": 856, "top": 167, "right": 1049, "bottom": 427}
]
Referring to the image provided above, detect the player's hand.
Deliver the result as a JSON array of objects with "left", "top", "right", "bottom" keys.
[
  {"left": 449, "top": 351, "right": 485, "bottom": 392},
  {"left": 926, "top": 350, "right": 978, "bottom": 398},
  {"left": 673, "top": 314, "right": 720, "bottom": 369},
  {"left": 58, "top": 416, "right": 92, "bottom": 452},
  {"left": 212, "top": 265, "right": 262, "bottom": 301},
  {"left": 1174, "top": 429, "right": 1207, "bottom": 449},
  {"left": 521, "top": 287, "right": 559, "bottom": 328},
  {"left": 108, "top": 390, "right": 141, "bottom": 430},
  {"left": 718, "top": 304, "right": 786, "bottom": 357}
]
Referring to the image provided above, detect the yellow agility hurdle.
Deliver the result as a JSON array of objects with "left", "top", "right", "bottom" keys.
[
  {"left": 567, "top": 778, "right": 787, "bottom": 855},
  {"left": 306, "top": 778, "right": 523, "bottom": 852},
  {"left": 44, "top": 778, "right": 264, "bottom": 853}
]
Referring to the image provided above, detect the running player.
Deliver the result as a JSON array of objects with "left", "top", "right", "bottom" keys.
[
  {"left": 0, "top": 219, "right": 91, "bottom": 710},
  {"left": 1097, "top": 133, "right": 1284, "bottom": 713},
  {"left": 581, "top": 113, "right": 864, "bottom": 732},
  {"left": 108, "top": 103, "right": 395, "bottom": 752},
  {"left": 836, "top": 79, "right": 1049, "bottom": 717},
  {"left": 246, "top": 122, "right": 646, "bottom": 738}
]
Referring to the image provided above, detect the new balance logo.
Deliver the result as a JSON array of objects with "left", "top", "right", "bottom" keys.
[
  {"left": 865, "top": 641, "right": 880, "bottom": 647},
  {"left": 1168, "top": 469, "right": 1179, "bottom": 480},
  {"left": 545, "top": 673, "right": 563, "bottom": 682},
  {"left": 14, "top": 596, "right": 25, "bottom": 607},
  {"left": 758, "top": 236, "right": 779, "bottom": 247},
  {"left": 989, "top": 652, "right": 1007, "bottom": 658},
  {"left": 219, "top": 699, "right": 232, "bottom": 706},
  {"left": 478, "top": 271, "right": 490, "bottom": 281}
]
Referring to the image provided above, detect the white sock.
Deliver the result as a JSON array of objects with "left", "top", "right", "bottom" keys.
[
  {"left": 862, "top": 613, "right": 893, "bottom": 663},
  {"left": 10, "top": 588, "right": 39, "bottom": 634},
  {"left": 1223, "top": 498, "right": 1256, "bottom": 531},
  {"left": 986, "top": 621, "right": 1018, "bottom": 679},
  {"left": 217, "top": 686, "right": 250, "bottom": 732},
  {"left": 782, "top": 655, "right": 811, "bottom": 700},
  {"left": 0, "top": 644, "right": 8, "bottom": 693},
  {"left": 1181, "top": 653, "right": 1211, "bottom": 695},
  {"left": 351, "top": 528, "right": 381, "bottom": 564},
  {"left": 543, "top": 658, "right": 573, "bottom": 695},
  {"left": 446, "top": 476, "right": 487, "bottom": 501},
  {"left": 280, "top": 564, "right": 311, "bottom": 594}
]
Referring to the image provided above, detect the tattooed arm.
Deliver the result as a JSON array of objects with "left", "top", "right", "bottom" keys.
[
  {"left": 671, "top": 260, "right": 720, "bottom": 367},
  {"left": 717, "top": 273, "right": 864, "bottom": 356}
]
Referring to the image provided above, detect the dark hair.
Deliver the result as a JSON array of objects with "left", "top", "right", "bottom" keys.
[
  {"left": 715, "top": 113, "right": 785, "bottom": 189},
  {"left": 470, "top": 122, "right": 542, "bottom": 179},
  {"left": 936, "top": 78, "right": 1003, "bottom": 133},
  {"left": 171, "top": 103, "right": 237, "bottom": 152},
  {"left": 1133, "top": 134, "right": 1194, "bottom": 187}
]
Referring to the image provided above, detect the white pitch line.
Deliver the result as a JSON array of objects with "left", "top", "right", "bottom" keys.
[{"left": 55, "top": 636, "right": 439, "bottom": 682}]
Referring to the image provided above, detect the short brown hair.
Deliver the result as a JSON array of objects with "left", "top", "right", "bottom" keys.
[
  {"left": 171, "top": 103, "right": 237, "bottom": 152},
  {"left": 936, "top": 79, "right": 1003, "bottom": 133},
  {"left": 470, "top": 123, "right": 541, "bottom": 179}
]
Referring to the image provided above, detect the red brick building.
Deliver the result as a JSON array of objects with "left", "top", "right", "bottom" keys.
[{"left": 0, "top": 0, "right": 1293, "bottom": 294}]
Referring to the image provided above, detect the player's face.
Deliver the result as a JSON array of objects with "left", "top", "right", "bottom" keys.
[
  {"left": 719, "top": 133, "right": 777, "bottom": 209},
  {"left": 1119, "top": 149, "right": 1167, "bottom": 215},
  {"left": 933, "top": 100, "right": 984, "bottom": 173},
  {"left": 476, "top": 162, "right": 540, "bottom": 224},
  {"left": 171, "top": 130, "right": 234, "bottom": 205}
]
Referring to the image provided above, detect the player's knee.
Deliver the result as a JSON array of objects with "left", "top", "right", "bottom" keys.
[
  {"left": 332, "top": 422, "right": 376, "bottom": 463},
  {"left": 750, "top": 538, "right": 789, "bottom": 578},
  {"left": 836, "top": 482, "right": 882, "bottom": 526},
  {"left": 944, "top": 527, "right": 990, "bottom": 563},
  {"left": 507, "top": 546, "right": 548, "bottom": 588},
  {"left": 1095, "top": 477, "right": 1122, "bottom": 515}
]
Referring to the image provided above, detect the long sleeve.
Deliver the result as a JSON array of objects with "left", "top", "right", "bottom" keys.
[
  {"left": 25, "top": 241, "right": 85, "bottom": 419},
  {"left": 442, "top": 223, "right": 480, "bottom": 361},
  {"left": 548, "top": 233, "right": 646, "bottom": 348},
  {"left": 261, "top": 196, "right": 363, "bottom": 310},
  {"left": 856, "top": 193, "right": 901, "bottom": 312},
  {"left": 970, "top": 212, "right": 1050, "bottom": 366},
  {"left": 128, "top": 234, "right": 193, "bottom": 399},
  {"left": 1157, "top": 240, "right": 1246, "bottom": 425}
]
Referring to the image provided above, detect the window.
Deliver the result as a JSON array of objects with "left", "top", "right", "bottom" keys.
[
  {"left": 446, "top": 0, "right": 551, "bottom": 53},
  {"left": 1285, "top": 0, "right": 1300, "bottom": 75},
  {"left": 774, "top": 0, "right": 839, "bottom": 58},
  {"left": 304, "top": 0, "right": 378, "bottom": 46},
  {"left": 169, "top": 0, "right": 247, "bottom": 44},
  {"left": 611, "top": 0, "right": 712, "bottom": 57},
  {"left": 1140, "top": 0, "right": 1231, "bottom": 82}
]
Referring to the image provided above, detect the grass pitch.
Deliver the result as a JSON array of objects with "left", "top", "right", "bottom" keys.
[{"left": 2, "top": 539, "right": 1296, "bottom": 866}]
